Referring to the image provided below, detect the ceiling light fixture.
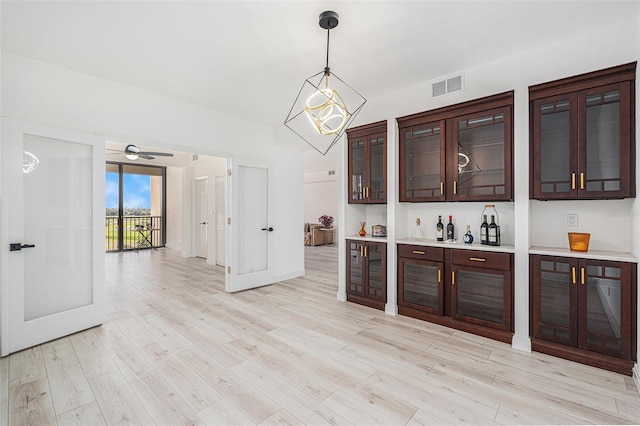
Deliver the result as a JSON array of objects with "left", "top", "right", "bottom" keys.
[{"left": 284, "top": 11, "right": 366, "bottom": 155}]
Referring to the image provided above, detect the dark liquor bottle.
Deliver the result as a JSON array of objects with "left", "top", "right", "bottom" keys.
[
  {"left": 480, "top": 215, "right": 488, "bottom": 245},
  {"left": 488, "top": 215, "right": 498, "bottom": 246},
  {"left": 446, "top": 215, "right": 454, "bottom": 241},
  {"left": 436, "top": 216, "right": 444, "bottom": 241}
]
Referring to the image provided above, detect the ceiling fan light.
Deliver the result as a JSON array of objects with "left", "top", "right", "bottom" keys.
[{"left": 125, "top": 154, "right": 139, "bottom": 160}]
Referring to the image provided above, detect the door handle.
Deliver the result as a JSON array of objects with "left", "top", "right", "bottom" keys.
[
  {"left": 261, "top": 227, "right": 274, "bottom": 232},
  {"left": 201, "top": 222, "right": 208, "bottom": 225},
  {"left": 10, "top": 243, "right": 35, "bottom": 252}
]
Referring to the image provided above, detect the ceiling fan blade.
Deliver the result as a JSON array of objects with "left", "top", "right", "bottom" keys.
[
  {"left": 138, "top": 153, "right": 155, "bottom": 160},
  {"left": 138, "top": 151, "right": 174, "bottom": 157}
]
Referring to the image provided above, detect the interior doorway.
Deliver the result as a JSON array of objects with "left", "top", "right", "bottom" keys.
[
  {"left": 195, "top": 177, "right": 208, "bottom": 259},
  {"left": 215, "top": 175, "right": 226, "bottom": 267}
]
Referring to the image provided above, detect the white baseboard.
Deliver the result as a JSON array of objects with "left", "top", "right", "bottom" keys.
[
  {"left": 385, "top": 304, "right": 398, "bottom": 316},
  {"left": 633, "top": 364, "right": 640, "bottom": 395},
  {"left": 336, "top": 291, "right": 347, "bottom": 302},
  {"left": 511, "top": 334, "right": 532, "bottom": 352}
]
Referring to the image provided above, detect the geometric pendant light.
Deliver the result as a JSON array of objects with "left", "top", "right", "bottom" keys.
[{"left": 284, "top": 11, "right": 366, "bottom": 155}]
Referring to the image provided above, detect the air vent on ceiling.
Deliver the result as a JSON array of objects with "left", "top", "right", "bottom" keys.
[{"left": 431, "top": 73, "right": 463, "bottom": 98}]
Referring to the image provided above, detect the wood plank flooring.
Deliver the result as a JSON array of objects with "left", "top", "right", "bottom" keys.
[{"left": 1, "top": 245, "right": 639, "bottom": 425}]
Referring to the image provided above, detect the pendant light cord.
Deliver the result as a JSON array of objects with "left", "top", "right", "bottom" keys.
[{"left": 324, "top": 28, "right": 331, "bottom": 79}]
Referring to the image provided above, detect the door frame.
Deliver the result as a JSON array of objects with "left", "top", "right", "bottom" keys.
[
  {"left": 195, "top": 176, "right": 208, "bottom": 259},
  {"left": 1, "top": 118, "right": 106, "bottom": 356}
]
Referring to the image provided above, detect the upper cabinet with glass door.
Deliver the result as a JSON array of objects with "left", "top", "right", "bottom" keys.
[
  {"left": 530, "top": 62, "right": 636, "bottom": 200},
  {"left": 398, "top": 92, "right": 513, "bottom": 202},
  {"left": 347, "top": 121, "right": 387, "bottom": 204}
]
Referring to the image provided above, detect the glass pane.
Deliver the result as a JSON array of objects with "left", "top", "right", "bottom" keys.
[
  {"left": 105, "top": 164, "right": 120, "bottom": 252},
  {"left": 237, "top": 166, "right": 268, "bottom": 275},
  {"left": 23, "top": 135, "right": 93, "bottom": 321},
  {"left": 585, "top": 266, "right": 622, "bottom": 351},
  {"left": 456, "top": 269, "right": 504, "bottom": 325},
  {"left": 540, "top": 268, "right": 571, "bottom": 328},
  {"left": 403, "top": 263, "right": 439, "bottom": 310},
  {"left": 404, "top": 123, "right": 441, "bottom": 199},
  {"left": 540, "top": 102, "right": 571, "bottom": 194},
  {"left": 367, "top": 245, "right": 384, "bottom": 298},
  {"left": 585, "top": 91, "right": 620, "bottom": 193},
  {"left": 351, "top": 141, "right": 365, "bottom": 201},
  {"left": 120, "top": 165, "right": 164, "bottom": 251},
  {"left": 349, "top": 242, "right": 363, "bottom": 293},
  {"left": 369, "top": 136, "right": 385, "bottom": 201},
  {"left": 456, "top": 113, "right": 505, "bottom": 197}
]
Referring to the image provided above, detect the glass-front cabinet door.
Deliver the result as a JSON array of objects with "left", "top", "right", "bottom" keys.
[
  {"left": 366, "top": 242, "right": 386, "bottom": 302},
  {"left": 579, "top": 82, "right": 632, "bottom": 199},
  {"left": 399, "top": 121, "right": 445, "bottom": 202},
  {"left": 398, "top": 258, "right": 443, "bottom": 315},
  {"left": 578, "top": 259, "right": 632, "bottom": 359},
  {"left": 347, "top": 240, "right": 365, "bottom": 297},
  {"left": 347, "top": 121, "right": 387, "bottom": 204},
  {"left": 530, "top": 63, "right": 635, "bottom": 200},
  {"left": 451, "top": 264, "right": 511, "bottom": 331},
  {"left": 532, "top": 94, "right": 578, "bottom": 199},
  {"left": 450, "top": 106, "right": 512, "bottom": 201},
  {"left": 531, "top": 255, "right": 578, "bottom": 346}
]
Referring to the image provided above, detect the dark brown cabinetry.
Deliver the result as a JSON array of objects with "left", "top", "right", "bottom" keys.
[
  {"left": 347, "top": 121, "right": 387, "bottom": 204},
  {"left": 398, "top": 245, "right": 513, "bottom": 343},
  {"left": 530, "top": 62, "right": 636, "bottom": 200},
  {"left": 398, "top": 92, "right": 513, "bottom": 202},
  {"left": 530, "top": 254, "right": 637, "bottom": 375},
  {"left": 346, "top": 239, "right": 386, "bottom": 310}
]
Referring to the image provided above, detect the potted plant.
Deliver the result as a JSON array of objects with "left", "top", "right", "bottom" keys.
[{"left": 319, "top": 214, "right": 334, "bottom": 229}]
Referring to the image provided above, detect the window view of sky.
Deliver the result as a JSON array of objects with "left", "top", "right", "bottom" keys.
[{"left": 105, "top": 172, "right": 151, "bottom": 209}]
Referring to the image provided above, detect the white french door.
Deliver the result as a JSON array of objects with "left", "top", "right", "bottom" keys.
[
  {"left": 1, "top": 119, "right": 105, "bottom": 356},
  {"left": 195, "top": 177, "right": 208, "bottom": 259},
  {"left": 225, "top": 157, "right": 274, "bottom": 292},
  {"left": 215, "top": 175, "right": 226, "bottom": 267}
]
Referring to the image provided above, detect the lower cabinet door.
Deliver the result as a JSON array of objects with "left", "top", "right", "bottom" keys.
[
  {"left": 451, "top": 264, "right": 511, "bottom": 331},
  {"left": 531, "top": 255, "right": 579, "bottom": 347},
  {"left": 365, "top": 242, "right": 386, "bottom": 302},
  {"left": 398, "top": 257, "right": 444, "bottom": 315},
  {"left": 578, "top": 259, "right": 632, "bottom": 359},
  {"left": 347, "top": 240, "right": 365, "bottom": 297}
]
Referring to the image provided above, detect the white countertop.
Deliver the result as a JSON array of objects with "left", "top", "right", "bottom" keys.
[
  {"left": 529, "top": 246, "right": 638, "bottom": 263},
  {"left": 346, "top": 235, "right": 388, "bottom": 243},
  {"left": 396, "top": 238, "right": 515, "bottom": 253}
]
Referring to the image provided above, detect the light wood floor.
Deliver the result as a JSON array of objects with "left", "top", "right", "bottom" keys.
[{"left": 2, "top": 245, "right": 640, "bottom": 425}]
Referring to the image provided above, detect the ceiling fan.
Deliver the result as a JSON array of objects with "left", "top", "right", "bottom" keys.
[{"left": 107, "top": 144, "right": 174, "bottom": 160}]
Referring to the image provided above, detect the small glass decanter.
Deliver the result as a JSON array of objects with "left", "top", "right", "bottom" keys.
[
  {"left": 412, "top": 218, "right": 425, "bottom": 239},
  {"left": 359, "top": 221, "right": 367, "bottom": 236}
]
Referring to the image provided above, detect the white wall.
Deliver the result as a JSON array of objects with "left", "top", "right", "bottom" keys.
[
  {"left": 165, "top": 166, "right": 184, "bottom": 252},
  {"left": 339, "top": 18, "right": 639, "bottom": 353},
  {"left": 0, "top": 51, "right": 306, "bottom": 287}
]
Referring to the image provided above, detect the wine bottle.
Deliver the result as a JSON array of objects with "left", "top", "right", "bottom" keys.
[
  {"left": 488, "top": 215, "right": 498, "bottom": 246},
  {"left": 436, "top": 216, "right": 444, "bottom": 241},
  {"left": 412, "top": 218, "right": 425, "bottom": 239},
  {"left": 446, "top": 215, "right": 454, "bottom": 241},
  {"left": 480, "top": 215, "right": 488, "bottom": 245}
]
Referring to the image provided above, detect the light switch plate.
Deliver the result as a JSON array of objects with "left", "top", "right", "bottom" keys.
[{"left": 567, "top": 214, "right": 578, "bottom": 227}]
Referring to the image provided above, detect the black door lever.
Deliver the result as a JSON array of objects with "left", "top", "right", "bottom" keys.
[
  {"left": 261, "top": 227, "right": 274, "bottom": 232},
  {"left": 10, "top": 243, "right": 36, "bottom": 252}
]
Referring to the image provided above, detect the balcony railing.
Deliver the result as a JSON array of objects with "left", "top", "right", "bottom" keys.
[{"left": 106, "top": 215, "right": 164, "bottom": 252}]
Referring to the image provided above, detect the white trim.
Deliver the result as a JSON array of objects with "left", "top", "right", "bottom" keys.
[
  {"left": 512, "top": 334, "right": 532, "bottom": 353},
  {"left": 633, "top": 363, "right": 640, "bottom": 395}
]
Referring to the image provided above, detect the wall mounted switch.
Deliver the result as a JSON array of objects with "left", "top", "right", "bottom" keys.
[{"left": 567, "top": 214, "right": 578, "bottom": 227}]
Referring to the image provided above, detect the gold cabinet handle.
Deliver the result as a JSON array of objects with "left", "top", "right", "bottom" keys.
[
  {"left": 440, "top": 182, "right": 444, "bottom": 195},
  {"left": 438, "top": 269, "right": 442, "bottom": 283},
  {"left": 571, "top": 173, "right": 576, "bottom": 190},
  {"left": 412, "top": 250, "right": 426, "bottom": 255},
  {"left": 364, "top": 246, "right": 368, "bottom": 258},
  {"left": 580, "top": 267, "right": 585, "bottom": 285},
  {"left": 453, "top": 181, "right": 457, "bottom": 195},
  {"left": 360, "top": 245, "right": 364, "bottom": 257},
  {"left": 451, "top": 271, "right": 455, "bottom": 285},
  {"left": 580, "top": 173, "right": 584, "bottom": 190},
  {"left": 469, "top": 257, "right": 486, "bottom": 262},
  {"left": 571, "top": 267, "right": 576, "bottom": 284},
  {"left": 364, "top": 186, "right": 370, "bottom": 198}
]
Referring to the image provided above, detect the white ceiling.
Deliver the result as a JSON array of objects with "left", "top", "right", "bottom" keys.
[{"left": 2, "top": 1, "right": 639, "bottom": 129}]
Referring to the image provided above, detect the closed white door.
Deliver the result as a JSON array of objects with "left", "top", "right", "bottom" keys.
[
  {"left": 1, "top": 119, "right": 105, "bottom": 356},
  {"left": 195, "top": 178, "right": 208, "bottom": 259},
  {"left": 215, "top": 175, "right": 226, "bottom": 267},
  {"left": 225, "top": 158, "right": 274, "bottom": 292}
]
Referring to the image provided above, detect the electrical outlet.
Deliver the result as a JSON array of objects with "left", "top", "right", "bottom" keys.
[{"left": 567, "top": 214, "right": 578, "bottom": 227}]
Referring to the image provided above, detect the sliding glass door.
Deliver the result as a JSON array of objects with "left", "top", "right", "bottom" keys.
[{"left": 105, "top": 162, "right": 166, "bottom": 251}]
